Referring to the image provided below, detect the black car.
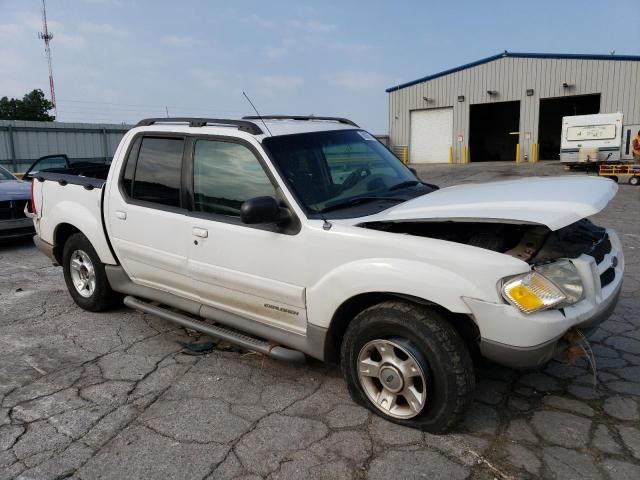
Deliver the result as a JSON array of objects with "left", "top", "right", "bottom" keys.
[{"left": 0, "top": 165, "right": 33, "bottom": 240}]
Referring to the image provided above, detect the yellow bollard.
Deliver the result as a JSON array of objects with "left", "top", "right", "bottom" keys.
[
  {"left": 535, "top": 144, "right": 539, "bottom": 163},
  {"left": 531, "top": 143, "right": 537, "bottom": 163},
  {"left": 515, "top": 143, "right": 520, "bottom": 163},
  {"left": 462, "top": 145, "right": 467, "bottom": 164},
  {"left": 448, "top": 146, "right": 453, "bottom": 164}
]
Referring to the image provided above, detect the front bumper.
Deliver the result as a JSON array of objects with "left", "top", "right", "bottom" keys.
[
  {"left": 465, "top": 228, "right": 624, "bottom": 369},
  {"left": 0, "top": 217, "right": 35, "bottom": 240}
]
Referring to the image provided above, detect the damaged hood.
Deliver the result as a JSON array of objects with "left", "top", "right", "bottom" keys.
[{"left": 363, "top": 176, "right": 617, "bottom": 231}]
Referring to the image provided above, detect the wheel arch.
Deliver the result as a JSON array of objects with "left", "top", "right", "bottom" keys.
[
  {"left": 323, "top": 292, "right": 480, "bottom": 363},
  {"left": 52, "top": 223, "right": 83, "bottom": 264}
]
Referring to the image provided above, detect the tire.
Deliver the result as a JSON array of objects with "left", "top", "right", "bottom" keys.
[
  {"left": 62, "top": 232, "right": 118, "bottom": 312},
  {"left": 340, "top": 301, "right": 475, "bottom": 433},
  {"left": 630, "top": 176, "right": 639, "bottom": 186}
]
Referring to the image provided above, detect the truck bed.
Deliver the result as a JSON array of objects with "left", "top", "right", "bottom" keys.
[{"left": 33, "top": 171, "right": 117, "bottom": 265}]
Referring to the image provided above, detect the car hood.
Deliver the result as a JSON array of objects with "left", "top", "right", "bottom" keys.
[
  {"left": 361, "top": 176, "right": 617, "bottom": 231},
  {"left": 0, "top": 180, "right": 31, "bottom": 201}
]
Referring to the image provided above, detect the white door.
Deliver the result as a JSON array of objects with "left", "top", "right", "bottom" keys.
[
  {"left": 186, "top": 137, "right": 308, "bottom": 334},
  {"left": 410, "top": 108, "right": 453, "bottom": 163},
  {"left": 107, "top": 135, "right": 195, "bottom": 301}
]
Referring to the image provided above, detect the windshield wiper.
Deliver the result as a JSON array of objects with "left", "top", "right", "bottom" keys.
[
  {"left": 318, "top": 196, "right": 405, "bottom": 214},
  {"left": 388, "top": 180, "right": 420, "bottom": 191}
]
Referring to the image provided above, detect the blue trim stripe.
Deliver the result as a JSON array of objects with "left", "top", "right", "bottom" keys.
[{"left": 386, "top": 51, "right": 640, "bottom": 92}]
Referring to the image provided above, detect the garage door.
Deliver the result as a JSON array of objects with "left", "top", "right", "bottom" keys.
[{"left": 410, "top": 107, "right": 453, "bottom": 163}]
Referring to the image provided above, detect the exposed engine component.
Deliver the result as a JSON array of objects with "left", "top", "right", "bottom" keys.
[
  {"left": 530, "top": 219, "right": 610, "bottom": 264},
  {"left": 359, "top": 218, "right": 609, "bottom": 265}
]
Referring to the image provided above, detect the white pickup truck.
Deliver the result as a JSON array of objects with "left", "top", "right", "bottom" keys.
[{"left": 29, "top": 115, "right": 624, "bottom": 433}]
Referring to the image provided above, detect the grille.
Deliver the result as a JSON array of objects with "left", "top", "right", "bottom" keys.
[
  {"left": 0, "top": 200, "right": 28, "bottom": 221},
  {"left": 600, "top": 267, "right": 615, "bottom": 288}
]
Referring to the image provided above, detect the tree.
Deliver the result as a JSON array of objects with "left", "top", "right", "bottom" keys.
[{"left": 0, "top": 89, "right": 55, "bottom": 121}]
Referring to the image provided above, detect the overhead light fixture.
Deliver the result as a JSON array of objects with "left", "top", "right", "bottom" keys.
[
  {"left": 457, "top": 95, "right": 465, "bottom": 102},
  {"left": 562, "top": 82, "right": 573, "bottom": 88},
  {"left": 526, "top": 89, "right": 534, "bottom": 96},
  {"left": 487, "top": 90, "right": 497, "bottom": 95},
  {"left": 423, "top": 96, "right": 433, "bottom": 102}
]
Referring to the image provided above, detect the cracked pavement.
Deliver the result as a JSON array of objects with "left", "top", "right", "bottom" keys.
[{"left": 1, "top": 162, "right": 639, "bottom": 479}]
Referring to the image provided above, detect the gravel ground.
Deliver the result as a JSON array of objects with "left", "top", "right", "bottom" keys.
[{"left": 1, "top": 161, "right": 639, "bottom": 480}]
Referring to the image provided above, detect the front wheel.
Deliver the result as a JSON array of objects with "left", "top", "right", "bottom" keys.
[
  {"left": 630, "top": 176, "right": 639, "bottom": 186},
  {"left": 340, "top": 301, "right": 475, "bottom": 433},
  {"left": 62, "top": 233, "right": 118, "bottom": 312}
]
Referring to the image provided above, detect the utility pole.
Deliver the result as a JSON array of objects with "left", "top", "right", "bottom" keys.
[{"left": 38, "top": 0, "right": 57, "bottom": 117}]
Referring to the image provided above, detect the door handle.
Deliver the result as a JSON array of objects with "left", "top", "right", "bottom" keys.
[
  {"left": 115, "top": 210, "right": 127, "bottom": 220},
  {"left": 192, "top": 227, "right": 208, "bottom": 238}
]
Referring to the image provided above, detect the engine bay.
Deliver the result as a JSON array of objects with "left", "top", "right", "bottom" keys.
[{"left": 359, "top": 218, "right": 609, "bottom": 265}]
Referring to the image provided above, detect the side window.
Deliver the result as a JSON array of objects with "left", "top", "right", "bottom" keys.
[
  {"left": 121, "top": 137, "right": 141, "bottom": 197},
  {"left": 131, "top": 137, "right": 184, "bottom": 208},
  {"left": 30, "top": 155, "right": 68, "bottom": 173},
  {"left": 193, "top": 140, "right": 275, "bottom": 217}
]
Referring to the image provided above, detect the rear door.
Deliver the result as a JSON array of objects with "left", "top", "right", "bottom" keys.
[
  {"left": 185, "top": 136, "right": 307, "bottom": 334},
  {"left": 106, "top": 134, "right": 195, "bottom": 300}
]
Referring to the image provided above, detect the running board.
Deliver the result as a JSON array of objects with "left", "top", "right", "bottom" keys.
[{"left": 123, "top": 296, "right": 306, "bottom": 362}]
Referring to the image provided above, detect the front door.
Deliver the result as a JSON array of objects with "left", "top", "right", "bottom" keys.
[
  {"left": 106, "top": 135, "right": 194, "bottom": 300},
  {"left": 186, "top": 137, "right": 307, "bottom": 334}
]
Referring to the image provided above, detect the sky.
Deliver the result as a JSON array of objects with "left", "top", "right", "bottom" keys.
[{"left": 1, "top": 0, "right": 639, "bottom": 133}]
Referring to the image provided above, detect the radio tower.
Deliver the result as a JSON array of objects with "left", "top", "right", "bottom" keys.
[{"left": 38, "top": 0, "right": 56, "bottom": 117}]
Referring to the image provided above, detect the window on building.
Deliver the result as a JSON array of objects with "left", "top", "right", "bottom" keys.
[{"left": 193, "top": 140, "right": 275, "bottom": 217}]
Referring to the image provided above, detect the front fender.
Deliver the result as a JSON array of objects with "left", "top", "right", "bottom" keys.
[{"left": 306, "top": 258, "right": 486, "bottom": 329}]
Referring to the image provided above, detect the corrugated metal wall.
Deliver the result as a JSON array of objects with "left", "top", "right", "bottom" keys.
[
  {"left": 0, "top": 120, "right": 131, "bottom": 172},
  {"left": 388, "top": 57, "right": 640, "bottom": 163}
]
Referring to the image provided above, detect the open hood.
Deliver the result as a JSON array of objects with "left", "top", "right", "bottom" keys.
[{"left": 363, "top": 176, "right": 617, "bottom": 231}]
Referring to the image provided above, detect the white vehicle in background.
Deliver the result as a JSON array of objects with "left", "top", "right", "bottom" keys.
[
  {"left": 29, "top": 115, "right": 624, "bottom": 433},
  {"left": 560, "top": 112, "right": 640, "bottom": 166}
]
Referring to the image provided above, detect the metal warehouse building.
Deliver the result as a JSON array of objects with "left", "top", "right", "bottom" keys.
[{"left": 387, "top": 52, "right": 640, "bottom": 164}]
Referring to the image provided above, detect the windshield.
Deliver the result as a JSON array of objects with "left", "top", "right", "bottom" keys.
[
  {"left": 263, "top": 130, "right": 423, "bottom": 216},
  {"left": 0, "top": 166, "right": 16, "bottom": 181}
]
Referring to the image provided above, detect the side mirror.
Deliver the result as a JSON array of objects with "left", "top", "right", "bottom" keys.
[{"left": 240, "top": 196, "right": 290, "bottom": 225}]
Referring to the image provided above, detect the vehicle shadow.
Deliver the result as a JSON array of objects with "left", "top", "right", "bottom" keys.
[{"left": 0, "top": 236, "right": 35, "bottom": 252}]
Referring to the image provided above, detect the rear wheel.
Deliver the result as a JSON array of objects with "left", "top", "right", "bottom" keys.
[
  {"left": 62, "top": 233, "right": 118, "bottom": 311},
  {"left": 630, "top": 176, "right": 639, "bottom": 186},
  {"left": 340, "top": 301, "right": 475, "bottom": 433}
]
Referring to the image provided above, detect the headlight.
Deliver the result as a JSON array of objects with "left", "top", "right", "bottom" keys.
[
  {"left": 502, "top": 272, "right": 566, "bottom": 314},
  {"left": 501, "top": 260, "right": 583, "bottom": 314},
  {"left": 534, "top": 260, "right": 583, "bottom": 304}
]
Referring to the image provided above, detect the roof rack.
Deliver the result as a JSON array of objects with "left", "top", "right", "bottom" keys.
[
  {"left": 242, "top": 115, "right": 359, "bottom": 128},
  {"left": 136, "top": 117, "right": 263, "bottom": 135}
]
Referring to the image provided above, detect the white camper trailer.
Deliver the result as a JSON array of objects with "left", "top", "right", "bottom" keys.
[{"left": 560, "top": 113, "right": 640, "bottom": 166}]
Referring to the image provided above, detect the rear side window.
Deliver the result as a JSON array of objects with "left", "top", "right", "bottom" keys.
[
  {"left": 121, "top": 137, "right": 141, "bottom": 197},
  {"left": 127, "top": 137, "right": 184, "bottom": 208},
  {"left": 193, "top": 140, "right": 275, "bottom": 217}
]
